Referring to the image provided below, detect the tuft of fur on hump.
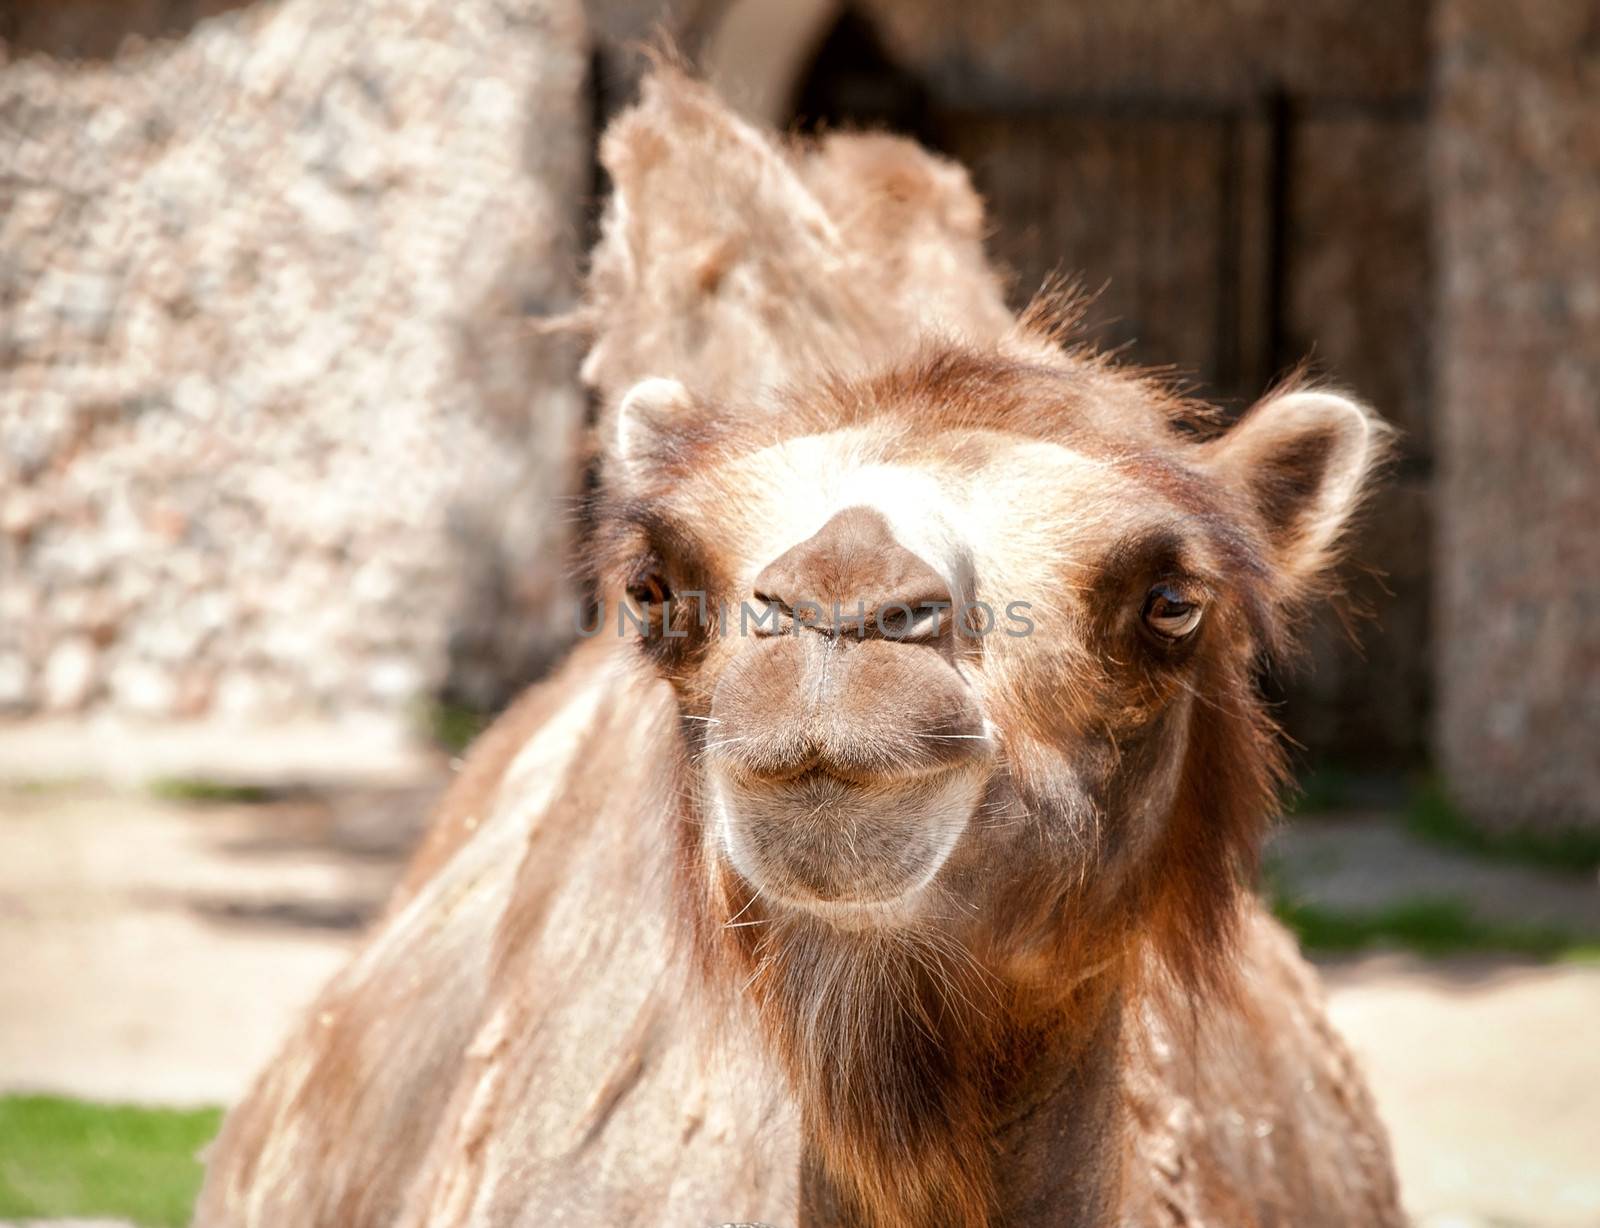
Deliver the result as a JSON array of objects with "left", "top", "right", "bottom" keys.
[{"left": 581, "top": 67, "right": 1014, "bottom": 414}]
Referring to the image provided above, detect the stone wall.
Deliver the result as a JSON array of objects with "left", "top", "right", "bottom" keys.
[
  {"left": 0, "top": 0, "right": 590, "bottom": 722},
  {"left": 1433, "top": 0, "right": 1600, "bottom": 831},
  {"left": 9, "top": 0, "right": 1595, "bottom": 831}
]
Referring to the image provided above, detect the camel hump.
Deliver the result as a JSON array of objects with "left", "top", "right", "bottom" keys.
[{"left": 582, "top": 67, "right": 1014, "bottom": 407}]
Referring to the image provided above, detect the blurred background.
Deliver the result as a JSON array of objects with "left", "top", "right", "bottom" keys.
[{"left": 0, "top": 0, "right": 1596, "bottom": 1224}]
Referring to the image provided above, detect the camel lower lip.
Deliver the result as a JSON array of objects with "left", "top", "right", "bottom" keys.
[{"left": 710, "top": 764, "right": 982, "bottom": 920}]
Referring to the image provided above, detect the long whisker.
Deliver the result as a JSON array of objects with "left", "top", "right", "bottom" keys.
[{"left": 723, "top": 886, "right": 763, "bottom": 926}]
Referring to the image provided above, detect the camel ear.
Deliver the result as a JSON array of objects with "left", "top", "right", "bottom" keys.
[
  {"left": 612, "top": 377, "right": 692, "bottom": 478},
  {"left": 1204, "top": 388, "right": 1387, "bottom": 586}
]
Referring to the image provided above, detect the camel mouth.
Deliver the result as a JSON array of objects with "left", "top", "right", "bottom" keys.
[
  {"left": 701, "top": 629, "right": 993, "bottom": 919},
  {"left": 721, "top": 755, "right": 967, "bottom": 790},
  {"left": 709, "top": 760, "right": 983, "bottom": 919}
]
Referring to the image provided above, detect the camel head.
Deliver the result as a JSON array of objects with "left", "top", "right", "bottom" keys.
[{"left": 592, "top": 346, "right": 1383, "bottom": 994}]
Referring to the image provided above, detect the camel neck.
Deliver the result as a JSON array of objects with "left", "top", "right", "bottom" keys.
[{"left": 796, "top": 992, "right": 1126, "bottom": 1227}]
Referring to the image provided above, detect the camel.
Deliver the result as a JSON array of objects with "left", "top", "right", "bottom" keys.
[{"left": 194, "top": 68, "right": 1403, "bottom": 1227}]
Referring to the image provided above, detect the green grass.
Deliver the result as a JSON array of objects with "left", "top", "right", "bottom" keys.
[
  {"left": 1274, "top": 895, "right": 1600, "bottom": 963},
  {"left": 147, "top": 776, "right": 273, "bottom": 805},
  {"left": 3, "top": 776, "right": 95, "bottom": 796},
  {"left": 0, "top": 1095, "right": 221, "bottom": 1226},
  {"left": 1407, "top": 778, "right": 1600, "bottom": 875}
]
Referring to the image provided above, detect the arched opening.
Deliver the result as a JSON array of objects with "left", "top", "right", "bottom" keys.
[
  {"left": 699, "top": 0, "right": 931, "bottom": 145},
  {"left": 698, "top": 0, "right": 839, "bottom": 127},
  {"left": 788, "top": 6, "right": 935, "bottom": 146}
]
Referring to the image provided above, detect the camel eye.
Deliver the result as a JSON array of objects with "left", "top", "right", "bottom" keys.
[
  {"left": 1142, "top": 584, "right": 1203, "bottom": 640},
  {"left": 626, "top": 566, "right": 672, "bottom": 611}
]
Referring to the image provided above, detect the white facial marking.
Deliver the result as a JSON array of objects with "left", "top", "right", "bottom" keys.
[
  {"left": 715, "top": 430, "right": 1135, "bottom": 612},
  {"left": 719, "top": 433, "right": 976, "bottom": 603}
]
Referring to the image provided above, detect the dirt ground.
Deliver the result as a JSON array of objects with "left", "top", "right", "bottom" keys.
[
  {"left": 1, "top": 782, "right": 1597, "bottom": 1227},
  {"left": 0, "top": 784, "right": 432, "bottom": 1106}
]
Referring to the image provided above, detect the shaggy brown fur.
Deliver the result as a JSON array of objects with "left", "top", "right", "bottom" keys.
[{"left": 194, "top": 69, "right": 1402, "bottom": 1228}]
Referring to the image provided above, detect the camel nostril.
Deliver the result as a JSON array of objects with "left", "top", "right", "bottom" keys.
[
  {"left": 876, "top": 604, "right": 913, "bottom": 637},
  {"left": 745, "top": 591, "right": 793, "bottom": 637},
  {"left": 873, "top": 592, "right": 952, "bottom": 641}
]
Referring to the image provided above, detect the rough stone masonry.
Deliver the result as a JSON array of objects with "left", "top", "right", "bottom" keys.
[
  {"left": 1433, "top": 0, "right": 1600, "bottom": 834},
  {"left": 0, "top": 0, "right": 589, "bottom": 723}
]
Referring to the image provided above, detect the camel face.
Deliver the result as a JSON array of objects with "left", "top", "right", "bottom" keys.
[{"left": 594, "top": 353, "right": 1342, "bottom": 943}]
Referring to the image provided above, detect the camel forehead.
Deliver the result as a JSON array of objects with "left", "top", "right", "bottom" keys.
[{"left": 689, "top": 427, "right": 1157, "bottom": 585}]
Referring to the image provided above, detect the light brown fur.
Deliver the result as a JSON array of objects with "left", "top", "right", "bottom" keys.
[{"left": 195, "top": 70, "right": 1402, "bottom": 1227}]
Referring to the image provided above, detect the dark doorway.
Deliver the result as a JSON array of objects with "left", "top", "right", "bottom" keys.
[{"left": 789, "top": 7, "right": 936, "bottom": 149}]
